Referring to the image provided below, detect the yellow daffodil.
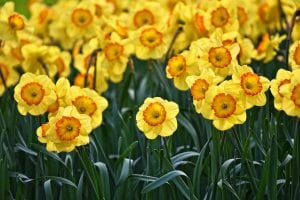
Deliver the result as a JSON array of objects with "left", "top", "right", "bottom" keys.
[
  {"left": 136, "top": 97, "right": 179, "bottom": 139},
  {"left": 21, "top": 43, "right": 61, "bottom": 78},
  {"left": 289, "top": 41, "right": 300, "bottom": 71},
  {"left": 279, "top": 69, "right": 300, "bottom": 117},
  {"left": 36, "top": 106, "right": 92, "bottom": 153},
  {"left": 0, "top": 54, "right": 20, "bottom": 96},
  {"left": 14, "top": 72, "right": 57, "bottom": 116},
  {"left": 270, "top": 68, "right": 292, "bottom": 111},
  {"left": 186, "top": 68, "right": 223, "bottom": 114},
  {"left": 229, "top": 65, "right": 270, "bottom": 109},
  {"left": 201, "top": 81, "right": 246, "bottom": 131},
  {"left": 166, "top": 50, "right": 200, "bottom": 90},
  {"left": 65, "top": 86, "right": 108, "bottom": 129}
]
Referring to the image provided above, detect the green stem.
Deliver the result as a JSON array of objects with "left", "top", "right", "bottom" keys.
[{"left": 232, "top": 128, "right": 258, "bottom": 194}]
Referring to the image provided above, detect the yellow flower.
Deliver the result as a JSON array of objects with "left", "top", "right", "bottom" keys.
[
  {"left": 0, "top": 2, "right": 32, "bottom": 46},
  {"left": 166, "top": 50, "right": 199, "bottom": 90},
  {"left": 65, "top": 86, "right": 108, "bottom": 129},
  {"left": 230, "top": 65, "right": 270, "bottom": 109},
  {"left": 36, "top": 106, "right": 92, "bottom": 153},
  {"left": 132, "top": 25, "right": 171, "bottom": 60},
  {"left": 237, "top": 37, "right": 255, "bottom": 65},
  {"left": 54, "top": 51, "right": 71, "bottom": 78},
  {"left": 279, "top": 69, "right": 300, "bottom": 117},
  {"left": 186, "top": 68, "right": 223, "bottom": 114},
  {"left": 190, "top": 29, "right": 240, "bottom": 78},
  {"left": 201, "top": 81, "right": 246, "bottom": 131},
  {"left": 47, "top": 77, "right": 71, "bottom": 114},
  {"left": 29, "top": 2, "right": 53, "bottom": 36},
  {"left": 289, "top": 41, "right": 300, "bottom": 71},
  {"left": 21, "top": 43, "right": 61, "bottom": 78},
  {"left": 14, "top": 72, "right": 57, "bottom": 116},
  {"left": 0, "top": 54, "right": 20, "bottom": 96},
  {"left": 136, "top": 97, "right": 179, "bottom": 139},
  {"left": 270, "top": 69, "right": 292, "bottom": 111},
  {"left": 253, "top": 33, "right": 286, "bottom": 63},
  {"left": 203, "top": 0, "right": 239, "bottom": 33}
]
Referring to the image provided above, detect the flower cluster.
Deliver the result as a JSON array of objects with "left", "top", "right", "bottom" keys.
[
  {"left": 14, "top": 73, "right": 108, "bottom": 152},
  {"left": 0, "top": 0, "right": 299, "bottom": 144}
]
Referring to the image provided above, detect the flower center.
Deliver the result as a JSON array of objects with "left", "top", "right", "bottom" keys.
[
  {"left": 74, "top": 73, "right": 94, "bottom": 89},
  {"left": 240, "top": 72, "right": 263, "bottom": 96},
  {"left": 237, "top": 6, "right": 248, "bottom": 26},
  {"left": 167, "top": 55, "right": 186, "bottom": 77},
  {"left": 95, "top": 4, "right": 102, "bottom": 18},
  {"left": 41, "top": 123, "right": 50, "bottom": 137},
  {"left": 208, "top": 46, "right": 232, "bottom": 68},
  {"left": 48, "top": 99, "right": 59, "bottom": 113},
  {"left": 291, "top": 84, "right": 300, "bottom": 108},
  {"left": 20, "top": 82, "right": 45, "bottom": 106},
  {"left": 258, "top": 2, "right": 270, "bottom": 23},
  {"left": 38, "top": 8, "right": 50, "bottom": 24},
  {"left": 143, "top": 102, "right": 166, "bottom": 126},
  {"left": 191, "top": 79, "right": 209, "bottom": 101},
  {"left": 56, "top": 116, "right": 81, "bottom": 141},
  {"left": 211, "top": 93, "right": 236, "bottom": 118},
  {"left": 211, "top": 6, "right": 229, "bottom": 27},
  {"left": 8, "top": 14, "right": 25, "bottom": 31},
  {"left": 72, "top": 96, "right": 97, "bottom": 116},
  {"left": 278, "top": 79, "right": 291, "bottom": 97},
  {"left": 104, "top": 43, "right": 124, "bottom": 61},
  {"left": 194, "top": 13, "right": 207, "bottom": 34},
  {"left": 139, "top": 28, "right": 163, "bottom": 48},
  {"left": 133, "top": 9, "right": 155, "bottom": 28},
  {"left": 71, "top": 8, "right": 93, "bottom": 28},
  {"left": 293, "top": 44, "right": 300, "bottom": 65}
]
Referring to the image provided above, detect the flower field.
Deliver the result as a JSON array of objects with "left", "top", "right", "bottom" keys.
[{"left": 1, "top": 0, "right": 300, "bottom": 199}]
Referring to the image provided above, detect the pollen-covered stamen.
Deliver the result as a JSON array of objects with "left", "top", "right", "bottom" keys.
[
  {"left": 71, "top": 8, "right": 93, "bottom": 28},
  {"left": 194, "top": 13, "right": 207, "bottom": 34},
  {"left": 237, "top": 6, "right": 248, "bottom": 26},
  {"left": 143, "top": 102, "right": 166, "bottom": 126},
  {"left": 293, "top": 44, "right": 300, "bottom": 65},
  {"left": 208, "top": 46, "right": 232, "bottom": 68},
  {"left": 104, "top": 43, "right": 124, "bottom": 61},
  {"left": 133, "top": 9, "right": 155, "bottom": 28},
  {"left": 291, "top": 84, "right": 300, "bottom": 107},
  {"left": 167, "top": 55, "right": 186, "bottom": 77},
  {"left": 56, "top": 116, "right": 81, "bottom": 141},
  {"left": 139, "top": 28, "right": 163, "bottom": 48},
  {"left": 240, "top": 72, "right": 263, "bottom": 96},
  {"left": 191, "top": 79, "right": 209, "bottom": 101},
  {"left": 20, "top": 82, "right": 45, "bottom": 105},
  {"left": 278, "top": 79, "right": 291, "bottom": 97},
  {"left": 211, "top": 6, "right": 230, "bottom": 28},
  {"left": 211, "top": 93, "right": 236, "bottom": 118},
  {"left": 8, "top": 14, "right": 25, "bottom": 30},
  {"left": 72, "top": 96, "right": 97, "bottom": 116}
]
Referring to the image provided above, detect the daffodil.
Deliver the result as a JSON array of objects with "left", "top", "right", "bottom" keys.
[
  {"left": 201, "top": 81, "right": 246, "bottom": 131},
  {"left": 229, "top": 65, "right": 270, "bottom": 109},
  {"left": 36, "top": 106, "right": 92, "bottom": 153},
  {"left": 279, "top": 69, "right": 300, "bottom": 117},
  {"left": 270, "top": 68, "right": 292, "bottom": 111},
  {"left": 14, "top": 72, "right": 57, "bottom": 116},
  {"left": 186, "top": 68, "right": 223, "bottom": 114},
  {"left": 65, "top": 86, "right": 108, "bottom": 129},
  {"left": 136, "top": 97, "right": 179, "bottom": 139},
  {"left": 166, "top": 50, "right": 199, "bottom": 90},
  {"left": 289, "top": 41, "right": 300, "bottom": 71}
]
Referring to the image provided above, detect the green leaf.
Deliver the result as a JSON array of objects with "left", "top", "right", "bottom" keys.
[
  {"left": 116, "top": 158, "right": 133, "bottom": 186},
  {"left": 76, "top": 172, "right": 84, "bottom": 200},
  {"left": 94, "top": 162, "right": 111, "bottom": 200},
  {"left": 44, "top": 180, "right": 53, "bottom": 200},
  {"left": 15, "top": 143, "right": 37, "bottom": 156},
  {"left": 171, "top": 151, "right": 199, "bottom": 164},
  {"left": 177, "top": 114, "right": 200, "bottom": 150},
  {"left": 142, "top": 170, "right": 188, "bottom": 193}
]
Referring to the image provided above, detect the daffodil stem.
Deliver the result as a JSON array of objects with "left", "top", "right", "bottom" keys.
[
  {"left": 232, "top": 128, "right": 258, "bottom": 194},
  {"left": 0, "top": 68, "right": 7, "bottom": 91},
  {"left": 292, "top": 118, "right": 300, "bottom": 196},
  {"left": 285, "top": 9, "right": 300, "bottom": 70},
  {"left": 162, "top": 137, "right": 172, "bottom": 163},
  {"left": 84, "top": 48, "right": 101, "bottom": 88},
  {"left": 277, "top": 0, "right": 288, "bottom": 31},
  {"left": 165, "top": 27, "right": 183, "bottom": 64}
]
